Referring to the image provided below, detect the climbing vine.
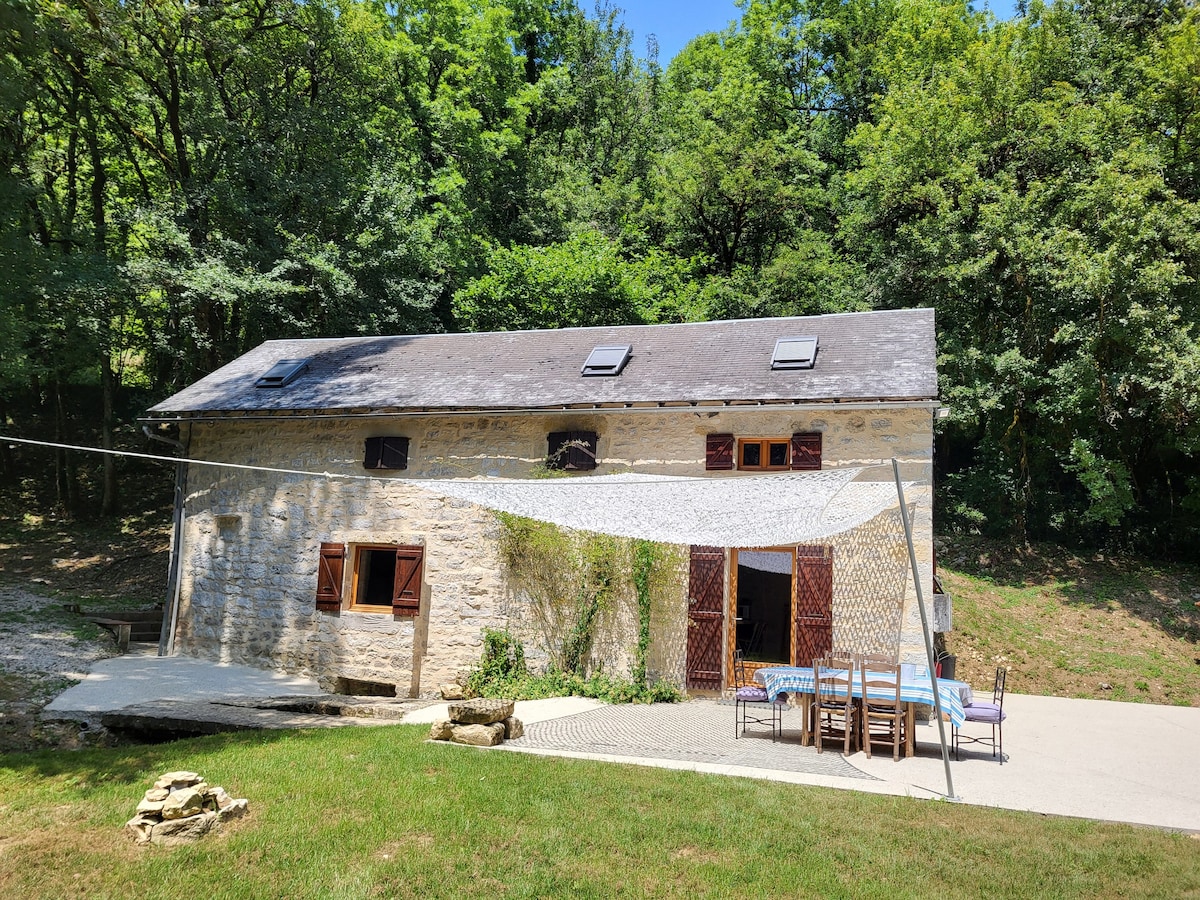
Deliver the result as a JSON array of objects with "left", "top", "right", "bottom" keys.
[
  {"left": 491, "top": 512, "right": 683, "bottom": 701},
  {"left": 631, "top": 539, "right": 656, "bottom": 689}
]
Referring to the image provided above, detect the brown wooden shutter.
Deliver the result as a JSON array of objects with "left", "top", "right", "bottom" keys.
[
  {"left": 790, "top": 432, "right": 822, "bottom": 470},
  {"left": 364, "top": 436, "right": 409, "bottom": 470},
  {"left": 793, "top": 545, "right": 833, "bottom": 667},
  {"left": 685, "top": 545, "right": 725, "bottom": 691},
  {"left": 316, "top": 542, "right": 345, "bottom": 611},
  {"left": 391, "top": 545, "right": 425, "bottom": 616},
  {"left": 705, "top": 433, "right": 734, "bottom": 470}
]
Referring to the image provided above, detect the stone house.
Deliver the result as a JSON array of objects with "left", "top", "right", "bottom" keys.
[{"left": 143, "top": 309, "right": 939, "bottom": 697}]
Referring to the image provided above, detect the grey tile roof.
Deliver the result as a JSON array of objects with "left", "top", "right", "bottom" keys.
[{"left": 146, "top": 309, "right": 936, "bottom": 415}]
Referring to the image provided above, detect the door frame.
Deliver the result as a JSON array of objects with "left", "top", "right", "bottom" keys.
[
  {"left": 726, "top": 546, "right": 797, "bottom": 688},
  {"left": 726, "top": 545, "right": 834, "bottom": 689}
]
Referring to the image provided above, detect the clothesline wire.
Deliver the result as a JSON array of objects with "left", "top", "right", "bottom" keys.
[{"left": 0, "top": 434, "right": 913, "bottom": 488}]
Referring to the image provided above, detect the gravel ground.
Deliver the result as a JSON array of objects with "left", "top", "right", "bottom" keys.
[{"left": 0, "top": 586, "right": 123, "bottom": 750}]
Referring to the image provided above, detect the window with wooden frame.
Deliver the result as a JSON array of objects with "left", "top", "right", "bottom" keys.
[
  {"left": 315, "top": 542, "right": 424, "bottom": 616},
  {"left": 546, "top": 430, "right": 598, "bottom": 471},
  {"left": 734, "top": 432, "right": 822, "bottom": 471},
  {"left": 737, "top": 438, "right": 792, "bottom": 470}
]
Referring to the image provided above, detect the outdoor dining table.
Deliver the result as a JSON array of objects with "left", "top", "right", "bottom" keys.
[{"left": 754, "top": 664, "right": 974, "bottom": 757}]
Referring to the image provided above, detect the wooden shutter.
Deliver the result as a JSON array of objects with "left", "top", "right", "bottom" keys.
[
  {"left": 790, "top": 432, "right": 822, "bottom": 470},
  {"left": 316, "top": 542, "right": 345, "bottom": 611},
  {"left": 391, "top": 545, "right": 425, "bottom": 616},
  {"left": 364, "top": 436, "right": 409, "bottom": 470},
  {"left": 705, "top": 433, "right": 734, "bottom": 470},
  {"left": 686, "top": 545, "right": 725, "bottom": 691},
  {"left": 793, "top": 545, "right": 833, "bottom": 667}
]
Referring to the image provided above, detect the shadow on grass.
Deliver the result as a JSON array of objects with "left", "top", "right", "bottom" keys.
[
  {"left": 0, "top": 724, "right": 402, "bottom": 787},
  {"left": 939, "top": 534, "right": 1200, "bottom": 643}
]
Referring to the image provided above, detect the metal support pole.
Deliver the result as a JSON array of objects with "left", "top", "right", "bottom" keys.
[
  {"left": 893, "top": 458, "right": 959, "bottom": 802},
  {"left": 144, "top": 425, "right": 188, "bottom": 657}
]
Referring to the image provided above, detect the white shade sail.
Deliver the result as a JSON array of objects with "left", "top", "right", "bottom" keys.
[{"left": 404, "top": 468, "right": 909, "bottom": 546}]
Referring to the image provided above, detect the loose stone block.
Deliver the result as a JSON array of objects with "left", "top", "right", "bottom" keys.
[
  {"left": 125, "top": 815, "right": 156, "bottom": 845},
  {"left": 502, "top": 716, "right": 524, "bottom": 740},
  {"left": 447, "top": 698, "right": 513, "bottom": 725},
  {"left": 161, "top": 787, "right": 204, "bottom": 820},
  {"left": 449, "top": 722, "right": 505, "bottom": 746},
  {"left": 217, "top": 798, "right": 249, "bottom": 821},
  {"left": 136, "top": 797, "right": 166, "bottom": 815},
  {"left": 154, "top": 771, "right": 202, "bottom": 790},
  {"left": 151, "top": 811, "right": 218, "bottom": 846},
  {"left": 429, "top": 719, "right": 453, "bottom": 741},
  {"left": 440, "top": 683, "right": 465, "bottom": 700}
]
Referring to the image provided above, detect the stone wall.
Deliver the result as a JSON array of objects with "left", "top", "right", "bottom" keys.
[{"left": 174, "top": 406, "right": 934, "bottom": 694}]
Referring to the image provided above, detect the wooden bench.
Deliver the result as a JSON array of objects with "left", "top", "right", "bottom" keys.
[
  {"left": 83, "top": 608, "right": 164, "bottom": 652},
  {"left": 87, "top": 617, "right": 134, "bottom": 652}
]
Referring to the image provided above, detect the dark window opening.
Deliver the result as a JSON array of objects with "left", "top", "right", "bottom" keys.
[
  {"left": 357, "top": 547, "right": 398, "bottom": 607},
  {"left": 547, "top": 431, "right": 598, "bottom": 471},
  {"left": 364, "top": 436, "right": 410, "bottom": 470}
]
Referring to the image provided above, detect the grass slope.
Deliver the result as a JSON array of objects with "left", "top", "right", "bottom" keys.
[
  {"left": 939, "top": 537, "right": 1200, "bottom": 706},
  {"left": 1, "top": 725, "right": 1198, "bottom": 899}
]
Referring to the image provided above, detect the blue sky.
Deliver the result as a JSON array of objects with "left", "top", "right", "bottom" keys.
[{"left": 615, "top": 1, "right": 1022, "bottom": 64}]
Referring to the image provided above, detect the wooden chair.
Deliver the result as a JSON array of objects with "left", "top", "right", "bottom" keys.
[
  {"left": 859, "top": 660, "right": 905, "bottom": 761},
  {"left": 733, "top": 649, "right": 787, "bottom": 740},
  {"left": 859, "top": 651, "right": 898, "bottom": 667},
  {"left": 812, "top": 655, "right": 858, "bottom": 756}
]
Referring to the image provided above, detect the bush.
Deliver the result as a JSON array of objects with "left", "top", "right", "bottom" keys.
[{"left": 464, "top": 628, "right": 682, "bottom": 704}]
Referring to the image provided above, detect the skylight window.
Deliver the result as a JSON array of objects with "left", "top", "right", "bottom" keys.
[
  {"left": 581, "top": 344, "right": 632, "bottom": 377},
  {"left": 255, "top": 358, "right": 309, "bottom": 388},
  {"left": 771, "top": 337, "right": 818, "bottom": 370}
]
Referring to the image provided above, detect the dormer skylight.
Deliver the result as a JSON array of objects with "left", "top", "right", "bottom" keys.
[
  {"left": 255, "top": 358, "right": 309, "bottom": 388},
  {"left": 771, "top": 336, "right": 818, "bottom": 370},
  {"left": 581, "top": 344, "right": 632, "bottom": 377}
]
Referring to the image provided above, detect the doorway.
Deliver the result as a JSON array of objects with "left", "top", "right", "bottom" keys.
[{"left": 726, "top": 545, "right": 833, "bottom": 688}]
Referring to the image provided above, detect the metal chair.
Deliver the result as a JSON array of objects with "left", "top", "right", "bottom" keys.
[
  {"left": 954, "top": 667, "right": 1007, "bottom": 762},
  {"left": 859, "top": 660, "right": 905, "bottom": 761},
  {"left": 733, "top": 649, "right": 787, "bottom": 740},
  {"left": 813, "top": 655, "right": 858, "bottom": 756}
]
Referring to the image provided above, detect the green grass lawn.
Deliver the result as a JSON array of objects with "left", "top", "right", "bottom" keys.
[
  {"left": 938, "top": 538, "right": 1200, "bottom": 705},
  {"left": 1, "top": 725, "right": 1197, "bottom": 899}
]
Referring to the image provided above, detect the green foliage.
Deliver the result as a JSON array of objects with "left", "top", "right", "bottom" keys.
[
  {"left": 3, "top": 0, "right": 1200, "bottom": 554},
  {"left": 490, "top": 514, "right": 684, "bottom": 698},
  {"left": 452, "top": 231, "right": 651, "bottom": 330}
]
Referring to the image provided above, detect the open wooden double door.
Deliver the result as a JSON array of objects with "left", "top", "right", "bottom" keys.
[{"left": 685, "top": 544, "right": 833, "bottom": 693}]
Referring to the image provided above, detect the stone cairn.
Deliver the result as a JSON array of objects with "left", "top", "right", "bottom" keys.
[
  {"left": 125, "top": 771, "right": 248, "bottom": 847},
  {"left": 428, "top": 697, "right": 524, "bottom": 746}
]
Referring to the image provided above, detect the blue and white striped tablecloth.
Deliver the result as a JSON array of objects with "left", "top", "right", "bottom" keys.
[{"left": 754, "top": 665, "right": 972, "bottom": 728}]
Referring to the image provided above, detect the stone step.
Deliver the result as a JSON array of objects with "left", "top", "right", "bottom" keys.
[{"left": 100, "top": 696, "right": 432, "bottom": 738}]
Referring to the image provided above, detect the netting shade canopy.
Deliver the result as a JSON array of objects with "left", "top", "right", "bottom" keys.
[{"left": 402, "top": 468, "right": 911, "bottom": 546}]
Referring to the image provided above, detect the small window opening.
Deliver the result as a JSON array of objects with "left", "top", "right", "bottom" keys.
[
  {"left": 355, "top": 547, "right": 397, "bottom": 608},
  {"left": 771, "top": 337, "right": 818, "bottom": 370},
  {"left": 255, "top": 358, "right": 309, "bottom": 388},
  {"left": 739, "top": 439, "right": 791, "bottom": 471},
  {"left": 364, "top": 436, "right": 409, "bottom": 470},
  {"left": 547, "top": 431, "right": 598, "bottom": 471},
  {"left": 581, "top": 345, "right": 632, "bottom": 376}
]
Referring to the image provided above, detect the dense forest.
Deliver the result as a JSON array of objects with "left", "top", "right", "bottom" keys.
[{"left": 1, "top": 0, "right": 1197, "bottom": 555}]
